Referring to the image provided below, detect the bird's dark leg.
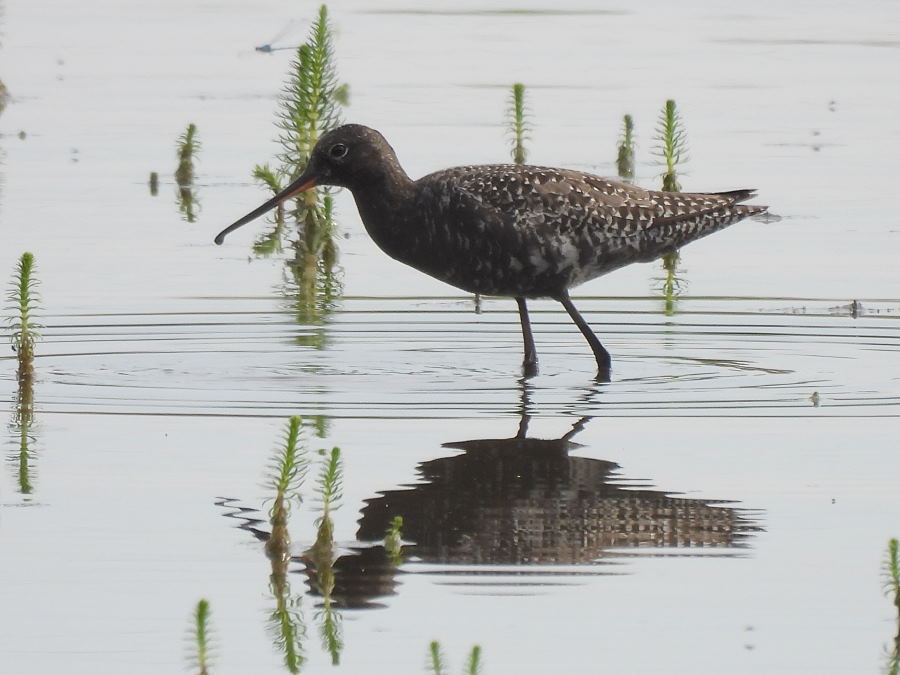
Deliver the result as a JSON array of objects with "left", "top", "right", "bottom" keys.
[
  {"left": 515, "top": 297, "right": 539, "bottom": 378},
  {"left": 556, "top": 291, "right": 611, "bottom": 380}
]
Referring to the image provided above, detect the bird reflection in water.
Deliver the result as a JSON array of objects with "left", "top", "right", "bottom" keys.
[{"left": 358, "top": 391, "right": 760, "bottom": 567}]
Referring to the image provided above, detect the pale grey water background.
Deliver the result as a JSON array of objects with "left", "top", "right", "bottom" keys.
[{"left": 2, "top": 1, "right": 900, "bottom": 673}]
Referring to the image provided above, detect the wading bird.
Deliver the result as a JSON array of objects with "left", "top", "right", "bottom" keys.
[{"left": 216, "top": 124, "right": 765, "bottom": 379}]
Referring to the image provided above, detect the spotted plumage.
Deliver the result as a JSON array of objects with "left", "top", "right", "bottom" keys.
[{"left": 216, "top": 124, "right": 767, "bottom": 378}]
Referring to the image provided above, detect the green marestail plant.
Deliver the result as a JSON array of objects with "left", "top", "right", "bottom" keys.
[
  {"left": 654, "top": 99, "right": 687, "bottom": 193},
  {"left": 885, "top": 538, "right": 900, "bottom": 612},
  {"left": 8, "top": 252, "right": 40, "bottom": 383},
  {"left": 269, "top": 591, "right": 305, "bottom": 675},
  {"left": 465, "top": 645, "right": 483, "bottom": 675},
  {"left": 307, "top": 446, "right": 344, "bottom": 666},
  {"left": 886, "top": 538, "right": 900, "bottom": 673},
  {"left": 263, "top": 4, "right": 342, "bottom": 226},
  {"left": 267, "top": 416, "right": 309, "bottom": 509},
  {"left": 175, "top": 123, "right": 200, "bottom": 187},
  {"left": 253, "top": 5, "right": 345, "bottom": 322},
  {"left": 264, "top": 417, "right": 311, "bottom": 674},
  {"left": 428, "top": 640, "right": 447, "bottom": 675},
  {"left": 316, "top": 446, "right": 343, "bottom": 516},
  {"left": 190, "top": 599, "right": 213, "bottom": 675},
  {"left": 265, "top": 416, "right": 309, "bottom": 563},
  {"left": 616, "top": 114, "right": 635, "bottom": 180},
  {"left": 276, "top": 39, "right": 340, "bottom": 171},
  {"left": 653, "top": 100, "right": 688, "bottom": 312},
  {"left": 175, "top": 123, "right": 201, "bottom": 222},
  {"left": 251, "top": 166, "right": 287, "bottom": 256},
  {"left": 507, "top": 82, "right": 529, "bottom": 164},
  {"left": 428, "top": 641, "right": 482, "bottom": 675}
]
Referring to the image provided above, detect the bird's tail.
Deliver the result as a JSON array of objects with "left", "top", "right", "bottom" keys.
[{"left": 634, "top": 190, "right": 767, "bottom": 262}]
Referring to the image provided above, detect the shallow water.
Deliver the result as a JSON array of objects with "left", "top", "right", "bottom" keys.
[{"left": 2, "top": 1, "right": 900, "bottom": 674}]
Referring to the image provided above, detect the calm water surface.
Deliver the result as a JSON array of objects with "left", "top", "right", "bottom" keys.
[{"left": 2, "top": 1, "right": 899, "bottom": 674}]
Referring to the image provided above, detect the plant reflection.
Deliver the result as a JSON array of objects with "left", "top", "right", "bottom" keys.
[
  {"left": 10, "top": 374, "right": 35, "bottom": 495},
  {"left": 656, "top": 249, "right": 686, "bottom": 316},
  {"left": 216, "top": 419, "right": 348, "bottom": 671}
]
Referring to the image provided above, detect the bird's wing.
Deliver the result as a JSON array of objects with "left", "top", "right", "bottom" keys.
[{"left": 442, "top": 164, "right": 755, "bottom": 241}]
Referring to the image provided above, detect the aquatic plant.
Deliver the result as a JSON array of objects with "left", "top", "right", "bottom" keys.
[
  {"left": 262, "top": 4, "right": 343, "bottom": 243},
  {"left": 251, "top": 165, "right": 287, "bottom": 257},
  {"left": 174, "top": 124, "right": 201, "bottom": 222},
  {"left": 283, "top": 200, "right": 344, "bottom": 335},
  {"left": 189, "top": 599, "right": 213, "bottom": 675},
  {"left": 0, "top": 79, "right": 9, "bottom": 116},
  {"left": 307, "top": 446, "right": 344, "bottom": 665},
  {"left": 506, "top": 82, "right": 529, "bottom": 164},
  {"left": 888, "top": 647, "right": 900, "bottom": 675},
  {"left": 428, "top": 640, "right": 447, "bottom": 675},
  {"left": 428, "top": 641, "right": 482, "bottom": 675},
  {"left": 885, "top": 538, "right": 900, "bottom": 614},
  {"left": 7, "top": 252, "right": 40, "bottom": 383},
  {"left": 7, "top": 253, "right": 39, "bottom": 495},
  {"left": 314, "top": 589, "right": 342, "bottom": 666},
  {"left": 268, "top": 582, "right": 306, "bottom": 675},
  {"left": 177, "top": 184, "right": 200, "bottom": 223},
  {"left": 263, "top": 418, "right": 310, "bottom": 674},
  {"left": 316, "top": 446, "right": 343, "bottom": 517},
  {"left": 275, "top": 6, "right": 342, "bottom": 180},
  {"left": 652, "top": 101, "right": 688, "bottom": 311},
  {"left": 616, "top": 114, "right": 635, "bottom": 180},
  {"left": 265, "top": 416, "right": 310, "bottom": 563},
  {"left": 384, "top": 515, "right": 404, "bottom": 565},
  {"left": 253, "top": 5, "right": 345, "bottom": 323},
  {"left": 465, "top": 646, "right": 483, "bottom": 675},
  {"left": 175, "top": 123, "right": 200, "bottom": 187},
  {"left": 654, "top": 99, "right": 687, "bottom": 193}
]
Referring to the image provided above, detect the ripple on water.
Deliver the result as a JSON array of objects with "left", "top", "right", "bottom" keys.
[{"left": 3, "top": 296, "right": 897, "bottom": 419}]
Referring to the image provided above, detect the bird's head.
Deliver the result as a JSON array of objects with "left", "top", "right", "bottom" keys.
[{"left": 214, "top": 124, "right": 399, "bottom": 245}]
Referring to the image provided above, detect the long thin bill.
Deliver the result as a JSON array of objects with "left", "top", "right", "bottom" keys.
[{"left": 214, "top": 176, "right": 318, "bottom": 245}]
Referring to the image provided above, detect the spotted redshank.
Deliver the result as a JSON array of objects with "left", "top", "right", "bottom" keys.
[{"left": 216, "top": 124, "right": 766, "bottom": 378}]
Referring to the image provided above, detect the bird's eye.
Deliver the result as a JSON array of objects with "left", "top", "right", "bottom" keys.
[{"left": 329, "top": 143, "right": 348, "bottom": 159}]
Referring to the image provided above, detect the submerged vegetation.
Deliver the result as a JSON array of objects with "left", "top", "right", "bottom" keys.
[{"left": 506, "top": 83, "right": 529, "bottom": 164}]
